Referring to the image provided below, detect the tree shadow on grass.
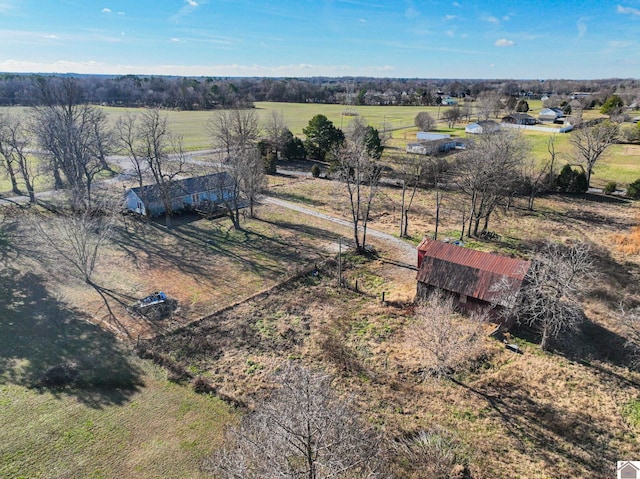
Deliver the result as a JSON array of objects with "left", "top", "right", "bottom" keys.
[
  {"left": 450, "top": 375, "right": 614, "bottom": 476},
  {"left": 0, "top": 268, "right": 144, "bottom": 409}
]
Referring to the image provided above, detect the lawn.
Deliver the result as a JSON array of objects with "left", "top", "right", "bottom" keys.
[{"left": 0, "top": 265, "right": 236, "bottom": 479}]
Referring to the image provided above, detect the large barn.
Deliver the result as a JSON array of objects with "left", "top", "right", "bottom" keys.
[{"left": 416, "top": 239, "right": 531, "bottom": 322}]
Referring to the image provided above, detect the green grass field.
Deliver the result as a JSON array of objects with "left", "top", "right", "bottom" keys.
[
  {"left": 0, "top": 290, "right": 236, "bottom": 479},
  {"left": 2, "top": 101, "right": 640, "bottom": 191}
]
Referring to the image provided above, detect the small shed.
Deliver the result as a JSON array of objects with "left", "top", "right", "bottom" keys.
[
  {"left": 538, "top": 108, "right": 564, "bottom": 122},
  {"left": 416, "top": 239, "right": 530, "bottom": 321},
  {"left": 465, "top": 120, "right": 500, "bottom": 135},
  {"left": 124, "top": 172, "right": 236, "bottom": 217},
  {"left": 406, "top": 138, "right": 458, "bottom": 155}
]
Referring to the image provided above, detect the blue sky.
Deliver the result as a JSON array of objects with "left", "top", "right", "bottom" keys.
[{"left": 1, "top": 0, "right": 639, "bottom": 79}]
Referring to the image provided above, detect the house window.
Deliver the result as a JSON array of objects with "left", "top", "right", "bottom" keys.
[
  {"left": 192, "top": 194, "right": 199, "bottom": 205},
  {"left": 459, "top": 293, "right": 467, "bottom": 304},
  {"left": 137, "top": 201, "right": 142, "bottom": 211}
]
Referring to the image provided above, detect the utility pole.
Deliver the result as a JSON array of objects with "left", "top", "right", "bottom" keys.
[{"left": 338, "top": 237, "right": 342, "bottom": 287}]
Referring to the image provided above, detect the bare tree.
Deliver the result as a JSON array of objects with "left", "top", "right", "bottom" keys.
[
  {"left": 0, "top": 115, "right": 20, "bottom": 195},
  {"left": 202, "top": 363, "right": 385, "bottom": 479},
  {"left": 208, "top": 108, "right": 264, "bottom": 227},
  {"left": 118, "top": 109, "right": 187, "bottom": 227},
  {"left": 31, "top": 78, "right": 113, "bottom": 210},
  {"left": 396, "top": 154, "right": 447, "bottom": 238},
  {"left": 262, "top": 110, "right": 289, "bottom": 157},
  {"left": 35, "top": 206, "right": 114, "bottom": 285},
  {"left": 334, "top": 128, "right": 382, "bottom": 254},
  {"left": 441, "top": 105, "right": 462, "bottom": 128},
  {"left": 455, "top": 130, "right": 529, "bottom": 236},
  {"left": 520, "top": 155, "right": 552, "bottom": 211},
  {"left": 461, "top": 101, "right": 474, "bottom": 122},
  {"left": 397, "top": 154, "right": 425, "bottom": 238},
  {"left": 408, "top": 292, "right": 486, "bottom": 378},
  {"left": 241, "top": 148, "right": 267, "bottom": 218},
  {"left": 509, "top": 241, "right": 593, "bottom": 351},
  {"left": 571, "top": 121, "right": 619, "bottom": 188},
  {"left": 476, "top": 91, "right": 501, "bottom": 120},
  {"left": 115, "top": 112, "right": 146, "bottom": 189},
  {"left": 208, "top": 108, "right": 260, "bottom": 157},
  {"left": 414, "top": 111, "right": 435, "bottom": 131},
  {"left": 0, "top": 115, "right": 38, "bottom": 203}
]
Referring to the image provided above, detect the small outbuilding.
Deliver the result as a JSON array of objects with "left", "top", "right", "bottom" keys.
[
  {"left": 501, "top": 113, "right": 536, "bottom": 125},
  {"left": 538, "top": 108, "right": 564, "bottom": 122},
  {"left": 124, "top": 172, "right": 236, "bottom": 217},
  {"left": 406, "top": 138, "right": 458, "bottom": 155},
  {"left": 465, "top": 120, "right": 501, "bottom": 135},
  {"left": 416, "top": 239, "right": 531, "bottom": 322}
]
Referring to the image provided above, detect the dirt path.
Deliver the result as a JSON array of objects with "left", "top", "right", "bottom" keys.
[{"left": 262, "top": 195, "right": 417, "bottom": 267}]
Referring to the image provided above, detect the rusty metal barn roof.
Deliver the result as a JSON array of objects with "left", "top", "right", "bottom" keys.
[{"left": 417, "top": 239, "right": 530, "bottom": 307}]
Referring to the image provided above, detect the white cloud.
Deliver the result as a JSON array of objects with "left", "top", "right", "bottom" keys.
[
  {"left": 608, "top": 40, "right": 632, "bottom": 48},
  {"left": 577, "top": 17, "right": 587, "bottom": 38},
  {"left": 445, "top": 29, "right": 455, "bottom": 37},
  {"left": 444, "top": 14, "right": 457, "bottom": 21},
  {"left": 617, "top": 5, "right": 640, "bottom": 15},
  {"left": 483, "top": 15, "right": 499, "bottom": 24},
  {"left": 186, "top": 0, "right": 198, "bottom": 6},
  {"left": 102, "top": 8, "right": 111, "bottom": 13},
  {"left": 44, "top": 34, "right": 59, "bottom": 39},
  {"left": 405, "top": 6, "right": 420, "bottom": 19},
  {"left": 358, "top": 18, "right": 367, "bottom": 23},
  {"left": 452, "top": 1, "right": 461, "bottom": 7},
  {"left": 171, "top": 38, "right": 181, "bottom": 42},
  {"left": 494, "top": 38, "right": 515, "bottom": 47},
  {"left": 117, "top": 11, "right": 125, "bottom": 15}
]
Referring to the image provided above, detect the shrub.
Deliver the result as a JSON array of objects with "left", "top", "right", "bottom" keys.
[
  {"left": 264, "top": 152, "right": 277, "bottom": 175},
  {"left": 554, "top": 164, "right": 588, "bottom": 193},
  {"left": 604, "top": 181, "right": 617, "bottom": 195},
  {"left": 627, "top": 178, "right": 640, "bottom": 199},
  {"left": 311, "top": 164, "right": 321, "bottom": 178}
]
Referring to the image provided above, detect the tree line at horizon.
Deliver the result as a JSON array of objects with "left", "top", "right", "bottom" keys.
[{"left": 0, "top": 73, "right": 639, "bottom": 110}]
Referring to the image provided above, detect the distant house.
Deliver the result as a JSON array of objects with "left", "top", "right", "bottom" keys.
[
  {"left": 416, "top": 239, "right": 531, "bottom": 321},
  {"left": 465, "top": 120, "right": 501, "bottom": 135},
  {"left": 124, "top": 172, "right": 236, "bottom": 217},
  {"left": 441, "top": 96, "right": 458, "bottom": 106},
  {"left": 538, "top": 108, "right": 564, "bottom": 122},
  {"left": 501, "top": 113, "right": 536, "bottom": 125}
]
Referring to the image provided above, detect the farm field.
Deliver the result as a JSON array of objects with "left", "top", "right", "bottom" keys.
[
  {"left": 2, "top": 101, "right": 640, "bottom": 194},
  {"left": 3, "top": 168, "right": 640, "bottom": 477}
]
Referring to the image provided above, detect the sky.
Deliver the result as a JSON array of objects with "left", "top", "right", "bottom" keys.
[{"left": 0, "top": 0, "right": 639, "bottom": 79}]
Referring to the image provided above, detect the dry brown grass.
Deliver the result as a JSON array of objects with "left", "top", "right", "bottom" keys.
[
  {"left": 141, "top": 253, "right": 640, "bottom": 478},
  {"left": 6, "top": 172, "right": 640, "bottom": 477},
  {"left": 613, "top": 212, "right": 640, "bottom": 254}
]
